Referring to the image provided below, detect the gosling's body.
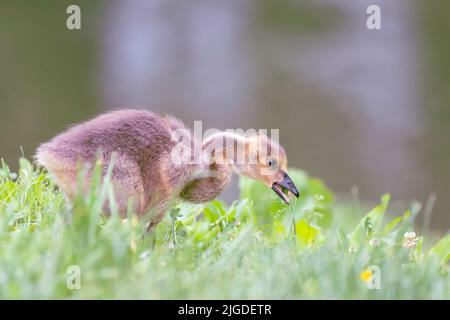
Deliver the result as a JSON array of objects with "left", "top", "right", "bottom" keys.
[
  {"left": 36, "top": 109, "right": 299, "bottom": 228},
  {"left": 36, "top": 110, "right": 199, "bottom": 225}
]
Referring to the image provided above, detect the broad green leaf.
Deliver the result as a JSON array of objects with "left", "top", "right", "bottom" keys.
[
  {"left": 296, "top": 219, "right": 319, "bottom": 245},
  {"left": 204, "top": 207, "right": 219, "bottom": 223},
  {"left": 351, "top": 194, "right": 390, "bottom": 244},
  {"left": 239, "top": 168, "right": 333, "bottom": 234},
  {"left": 431, "top": 234, "right": 450, "bottom": 265},
  {"left": 383, "top": 216, "right": 402, "bottom": 235}
]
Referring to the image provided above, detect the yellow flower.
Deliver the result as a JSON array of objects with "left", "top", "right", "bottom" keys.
[{"left": 360, "top": 269, "right": 373, "bottom": 282}]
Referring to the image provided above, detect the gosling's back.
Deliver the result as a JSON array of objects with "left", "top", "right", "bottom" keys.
[{"left": 35, "top": 109, "right": 192, "bottom": 217}]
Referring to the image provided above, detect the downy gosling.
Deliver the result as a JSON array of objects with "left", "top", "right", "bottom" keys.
[{"left": 36, "top": 109, "right": 299, "bottom": 229}]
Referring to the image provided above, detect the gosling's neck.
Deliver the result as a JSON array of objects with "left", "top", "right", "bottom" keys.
[
  {"left": 179, "top": 132, "right": 249, "bottom": 203},
  {"left": 201, "top": 131, "right": 250, "bottom": 172}
]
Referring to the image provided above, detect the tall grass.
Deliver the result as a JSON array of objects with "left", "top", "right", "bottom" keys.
[{"left": 0, "top": 158, "right": 448, "bottom": 299}]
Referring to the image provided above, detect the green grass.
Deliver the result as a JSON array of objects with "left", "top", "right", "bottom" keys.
[{"left": 0, "top": 158, "right": 448, "bottom": 299}]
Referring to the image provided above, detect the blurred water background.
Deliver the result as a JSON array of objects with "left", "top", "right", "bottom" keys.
[{"left": 0, "top": 0, "right": 448, "bottom": 232}]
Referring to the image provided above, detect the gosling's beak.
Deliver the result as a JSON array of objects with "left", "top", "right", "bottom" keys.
[{"left": 271, "top": 171, "right": 300, "bottom": 204}]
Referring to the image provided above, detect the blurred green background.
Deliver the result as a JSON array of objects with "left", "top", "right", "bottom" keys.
[{"left": 0, "top": 0, "right": 448, "bottom": 232}]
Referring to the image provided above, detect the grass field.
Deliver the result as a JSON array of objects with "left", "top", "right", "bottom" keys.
[{"left": 0, "top": 158, "right": 448, "bottom": 299}]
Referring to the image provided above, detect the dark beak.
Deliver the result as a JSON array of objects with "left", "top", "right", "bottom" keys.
[{"left": 271, "top": 171, "right": 300, "bottom": 204}]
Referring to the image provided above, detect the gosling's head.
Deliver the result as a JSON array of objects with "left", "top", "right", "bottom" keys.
[{"left": 236, "top": 133, "right": 300, "bottom": 204}]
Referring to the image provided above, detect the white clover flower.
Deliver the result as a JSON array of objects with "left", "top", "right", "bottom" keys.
[{"left": 403, "top": 231, "right": 419, "bottom": 248}]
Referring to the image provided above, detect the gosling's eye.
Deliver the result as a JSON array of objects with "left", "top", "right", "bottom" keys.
[{"left": 268, "top": 158, "right": 277, "bottom": 167}]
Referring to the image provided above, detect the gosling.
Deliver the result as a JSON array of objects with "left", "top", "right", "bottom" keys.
[{"left": 35, "top": 109, "right": 299, "bottom": 229}]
